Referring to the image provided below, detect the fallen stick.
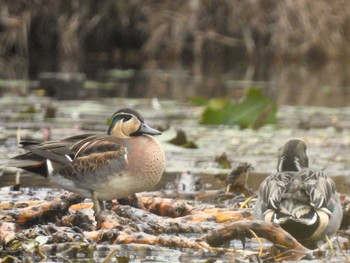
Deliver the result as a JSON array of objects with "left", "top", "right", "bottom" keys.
[
  {"left": 201, "top": 220, "right": 308, "bottom": 249},
  {"left": 111, "top": 205, "right": 215, "bottom": 234},
  {"left": 140, "top": 196, "right": 194, "bottom": 217},
  {"left": 0, "top": 201, "right": 43, "bottom": 210},
  {"left": 200, "top": 219, "right": 312, "bottom": 261},
  {"left": 0, "top": 192, "right": 83, "bottom": 224},
  {"left": 182, "top": 208, "right": 253, "bottom": 223},
  {"left": 111, "top": 229, "right": 209, "bottom": 249},
  {"left": 140, "top": 196, "right": 253, "bottom": 223}
]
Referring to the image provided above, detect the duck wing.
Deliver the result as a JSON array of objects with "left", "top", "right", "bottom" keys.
[
  {"left": 58, "top": 135, "right": 128, "bottom": 180},
  {"left": 299, "top": 169, "right": 336, "bottom": 213},
  {"left": 6, "top": 133, "right": 98, "bottom": 175},
  {"left": 260, "top": 169, "right": 337, "bottom": 219}
]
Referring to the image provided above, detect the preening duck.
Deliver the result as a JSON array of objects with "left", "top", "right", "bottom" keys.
[{"left": 254, "top": 139, "right": 342, "bottom": 248}]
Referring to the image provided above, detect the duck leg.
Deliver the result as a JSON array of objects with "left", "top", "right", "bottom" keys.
[{"left": 91, "top": 191, "right": 105, "bottom": 215}]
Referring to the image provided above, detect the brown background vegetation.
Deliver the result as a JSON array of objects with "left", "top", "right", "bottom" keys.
[{"left": 1, "top": 1, "right": 350, "bottom": 106}]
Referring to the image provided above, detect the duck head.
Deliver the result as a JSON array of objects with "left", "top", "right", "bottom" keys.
[
  {"left": 108, "top": 108, "right": 161, "bottom": 139},
  {"left": 277, "top": 139, "right": 309, "bottom": 172}
]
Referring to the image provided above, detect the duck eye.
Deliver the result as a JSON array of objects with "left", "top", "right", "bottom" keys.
[
  {"left": 107, "top": 114, "right": 133, "bottom": 135},
  {"left": 122, "top": 114, "right": 132, "bottom": 121}
]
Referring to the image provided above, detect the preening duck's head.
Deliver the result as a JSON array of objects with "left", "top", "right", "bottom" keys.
[
  {"left": 277, "top": 139, "right": 309, "bottom": 172},
  {"left": 107, "top": 108, "right": 161, "bottom": 138}
]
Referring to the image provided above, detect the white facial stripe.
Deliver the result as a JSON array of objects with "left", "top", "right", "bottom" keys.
[
  {"left": 277, "top": 156, "right": 285, "bottom": 172},
  {"left": 294, "top": 157, "right": 301, "bottom": 171}
]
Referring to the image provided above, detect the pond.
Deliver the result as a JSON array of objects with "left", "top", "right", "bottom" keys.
[
  {"left": 2, "top": 56, "right": 350, "bottom": 107},
  {"left": 1, "top": 1, "right": 350, "bottom": 259},
  {"left": 0, "top": 95, "right": 349, "bottom": 261}
]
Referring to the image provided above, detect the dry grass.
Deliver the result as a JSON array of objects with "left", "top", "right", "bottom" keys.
[
  {"left": 271, "top": 0, "right": 350, "bottom": 59},
  {"left": 140, "top": 0, "right": 350, "bottom": 60},
  {"left": 0, "top": 0, "right": 350, "bottom": 67}
]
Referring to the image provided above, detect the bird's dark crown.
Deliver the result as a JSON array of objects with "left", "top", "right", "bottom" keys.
[
  {"left": 277, "top": 139, "right": 309, "bottom": 172},
  {"left": 113, "top": 108, "right": 144, "bottom": 122}
]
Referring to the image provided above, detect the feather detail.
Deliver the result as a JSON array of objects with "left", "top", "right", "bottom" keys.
[
  {"left": 262, "top": 169, "right": 335, "bottom": 216},
  {"left": 255, "top": 139, "right": 342, "bottom": 248},
  {"left": 60, "top": 146, "right": 128, "bottom": 180},
  {"left": 5, "top": 108, "right": 165, "bottom": 217}
]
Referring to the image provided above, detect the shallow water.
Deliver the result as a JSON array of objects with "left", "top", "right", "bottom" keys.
[
  {"left": 0, "top": 97, "right": 349, "bottom": 261},
  {"left": 1, "top": 97, "right": 349, "bottom": 188}
]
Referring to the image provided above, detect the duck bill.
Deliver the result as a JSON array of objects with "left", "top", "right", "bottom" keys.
[{"left": 131, "top": 123, "right": 161, "bottom": 136}]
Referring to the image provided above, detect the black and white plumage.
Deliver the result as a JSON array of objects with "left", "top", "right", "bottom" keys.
[{"left": 254, "top": 139, "right": 342, "bottom": 248}]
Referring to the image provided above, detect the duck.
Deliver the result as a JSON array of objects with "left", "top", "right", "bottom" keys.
[
  {"left": 6, "top": 108, "right": 165, "bottom": 215},
  {"left": 254, "top": 139, "right": 342, "bottom": 248}
]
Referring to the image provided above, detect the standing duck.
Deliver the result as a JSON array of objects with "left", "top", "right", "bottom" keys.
[
  {"left": 254, "top": 139, "right": 342, "bottom": 248},
  {"left": 6, "top": 108, "right": 165, "bottom": 215}
]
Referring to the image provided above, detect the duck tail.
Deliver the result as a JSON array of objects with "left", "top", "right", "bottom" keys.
[{"left": 6, "top": 153, "right": 48, "bottom": 178}]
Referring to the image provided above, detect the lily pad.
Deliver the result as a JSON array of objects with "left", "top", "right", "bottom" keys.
[{"left": 200, "top": 88, "right": 277, "bottom": 129}]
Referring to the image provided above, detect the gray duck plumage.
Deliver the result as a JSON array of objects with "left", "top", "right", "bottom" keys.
[{"left": 254, "top": 139, "right": 342, "bottom": 248}]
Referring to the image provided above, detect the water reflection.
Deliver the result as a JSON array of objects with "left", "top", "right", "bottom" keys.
[
  {"left": 114, "top": 60, "right": 350, "bottom": 107},
  {"left": 1, "top": 56, "right": 350, "bottom": 107},
  {"left": 270, "top": 61, "right": 350, "bottom": 106}
]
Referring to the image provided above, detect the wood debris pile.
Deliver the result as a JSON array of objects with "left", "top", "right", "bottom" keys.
[{"left": 2, "top": 187, "right": 343, "bottom": 262}]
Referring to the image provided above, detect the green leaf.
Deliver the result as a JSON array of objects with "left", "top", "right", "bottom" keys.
[
  {"left": 188, "top": 97, "right": 209, "bottom": 106},
  {"left": 200, "top": 87, "right": 277, "bottom": 129}
]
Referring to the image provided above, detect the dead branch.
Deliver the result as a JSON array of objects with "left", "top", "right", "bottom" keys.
[
  {"left": 111, "top": 205, "right": 215, "bottom": 234},
  {"left": 200, "top": 219, "right": 312, "bottom": 261},
  {"left": 0, "top": 192, "right": 83, "bottom": 224},
  {"left": 201, "top": 220, "right": 308, "bottom": 250},
  {"left": 0, "top": 200, "right": 43, "bottom": 210},
  {"left": 183, "top": 208, "right": 253, "bottom": 223},
  {"left": 0, "top": 190, "right": 342, "bottom": 262},
  {"left": 109, "top": 229, "right": 209, "bottom": 250},
  {"left": 141, "top": 196, "right": 194, "bottom": 217}
]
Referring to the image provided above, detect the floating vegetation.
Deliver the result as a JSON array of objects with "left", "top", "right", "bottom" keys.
[
  {"left": 166, "top": 129, "right": 198, "bottom": 149},
  {"left": 200, "top": 88, "right": 277, "bottom": 129}
]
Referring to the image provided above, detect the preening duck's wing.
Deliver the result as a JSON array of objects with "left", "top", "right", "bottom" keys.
[
  {"left": 258, "top": 171, "right": 294, "bottom": 210},
  {"left": 299, "top": 169, "right": 337, "bottom": 212}
]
